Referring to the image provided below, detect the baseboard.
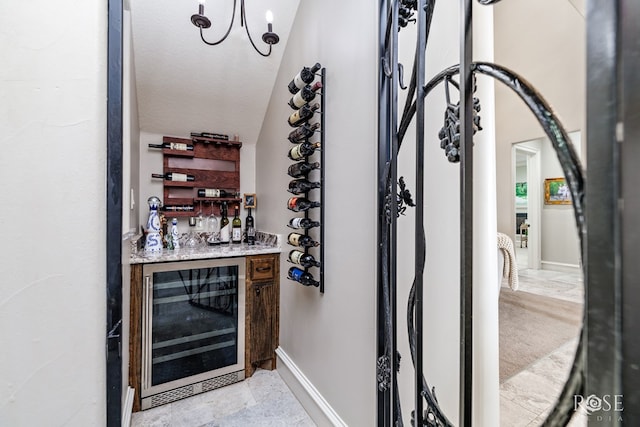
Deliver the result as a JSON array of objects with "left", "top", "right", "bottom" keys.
[
  {"left": 275, "top": 347, "right": 347, "bottom": 427},
  {"left": 122, "top": 386, "right": 135, "bottom": 427},
  {"left": 540, "top": 260, "right": 581, "bottom": 274}
]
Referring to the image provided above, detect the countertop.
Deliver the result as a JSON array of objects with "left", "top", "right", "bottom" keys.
[{"left": 130, "top": 231, "right": 282, "bottom": 264}]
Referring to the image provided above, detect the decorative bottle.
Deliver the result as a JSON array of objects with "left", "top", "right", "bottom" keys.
[
  {"left": 171, "top": 218, "right": 180, "bottom": 250},
  {"left": 144, "top": 196, "right": 163, "bottom": 253}
]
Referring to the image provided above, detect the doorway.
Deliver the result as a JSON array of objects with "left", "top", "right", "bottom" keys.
[{"left": 512, "top": 142, "right": 541, "bottom": 270}]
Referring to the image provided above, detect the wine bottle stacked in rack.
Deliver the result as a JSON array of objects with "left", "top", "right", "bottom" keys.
[{"left": 285, "top": 63, "right": 325, "bottom": 291}]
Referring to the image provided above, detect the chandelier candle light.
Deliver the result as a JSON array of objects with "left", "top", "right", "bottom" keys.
[{"left": 190, "top": 0, "right": 280, "bottom": 57}]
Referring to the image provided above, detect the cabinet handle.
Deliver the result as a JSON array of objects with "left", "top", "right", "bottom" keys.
[{"left": 256, "top": 266, "right": 271, "bottom": 273}]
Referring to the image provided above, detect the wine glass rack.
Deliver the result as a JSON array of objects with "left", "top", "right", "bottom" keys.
[
  {"left": 285, "top": 64, "right": 325, "bottom": 293},
  {"left": 152, "top": 134, "right": 242, "bottom": 216}
]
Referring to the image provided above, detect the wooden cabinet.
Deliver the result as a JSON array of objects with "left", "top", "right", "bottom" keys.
[{"left": 245, "top": 254, "right": 280, "bottom": 377}]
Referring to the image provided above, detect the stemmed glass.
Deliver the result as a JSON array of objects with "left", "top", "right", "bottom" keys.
[{"left": 206, "top": 202, "right": 220, "bottom": 244}]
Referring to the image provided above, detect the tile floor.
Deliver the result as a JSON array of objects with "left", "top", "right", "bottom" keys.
[
  {"left": 130, "top": 369, "right": 316, "bottom": 427},
  {"left": 500, "top": 244, "right": 586, "bottom": 426}
]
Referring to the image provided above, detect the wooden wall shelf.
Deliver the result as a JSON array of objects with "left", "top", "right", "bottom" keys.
[{"left": 156, "top": 135, "right": 242, "bottom": 216}]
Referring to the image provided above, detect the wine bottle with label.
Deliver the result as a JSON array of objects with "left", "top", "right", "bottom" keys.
[
  {"left": 288, "top": 217, "right": 320, "bottom": 230},
  {"left": 288, "top": 122, "right": 320, "bottom": 143},
  {"left": 152, "top": 172, "right": 195, "bottom": 182},
  {"left": 288, "top": 179, "right": 321, "bottom": 195},
  {"left": 288, "top": 161, "right": 321, "bottom": 178},
  {"left": 288, "top": 142, "right": 321, "bottom": 161},
  {"left": 289, "top": 250, "right": 321, "bottom": 268},
  {"left": 288, "top": 81, "right": 323, "bottom": 109},
  {"left": 288, "top": 267, "right": 320, "bottom": 287},
  {"left": 245, "top": 208, "right": 255, "bottom": 245},
  {"left": 197, "top": 188, "right": 231, "bottom": 198},
  {"left": 232, "top": 206, "right": 242, "bottom": 243},
  {"left": 287, "top": 103, "right": 320, "bottom": 127},
  {"left": 287, "top": 232, "right": 320, "bottom": 248},
  {"left": 220, "top": 202, "right": 230, "bottom": 244},
  {"left": 287, "top": 197, "right": 321, "bottom": 212},
  {"left": 287, "top": 63, "right": 322, "bottom": 94},
  {"left": 148, "top": 142, "right": 194, "bottom": 151}
]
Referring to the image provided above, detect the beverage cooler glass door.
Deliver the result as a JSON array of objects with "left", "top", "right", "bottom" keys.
[{"left": 141, "top": 258, "right": 245, "bottom": 401}]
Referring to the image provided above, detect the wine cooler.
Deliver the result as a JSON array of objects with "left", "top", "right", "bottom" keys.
[
  {"left": 285, "top": 63, "right": 325, "bottom": 292},
  {"left": 140, "top": 258, "right": 245, "bottom": 409}
]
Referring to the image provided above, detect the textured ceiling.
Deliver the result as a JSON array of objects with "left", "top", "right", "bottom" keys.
[{"left": 130, "top": 0, "right": 300, "bottom": 144}]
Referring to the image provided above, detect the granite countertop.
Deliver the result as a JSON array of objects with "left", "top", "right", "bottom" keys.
[{"left": 130, "top": 231, "right": 281, "bottom": 264}]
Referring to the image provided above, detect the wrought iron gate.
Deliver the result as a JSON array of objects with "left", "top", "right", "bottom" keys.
[{"left": 376, "top": 1, "right": 639, "bottom": 426}]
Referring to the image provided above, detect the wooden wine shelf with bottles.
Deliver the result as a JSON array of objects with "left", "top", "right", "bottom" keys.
[
  {"left": 155, "top": 135, "right": 242, "bottom": 217},
  {"left": 285, "top": 64, "right": 325, "bottom": 293}
]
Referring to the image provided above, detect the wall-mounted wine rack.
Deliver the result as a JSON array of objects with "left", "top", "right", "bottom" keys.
[
  {"left": 285, "top": 64, "right": 325, "bottom": 293},
  {"left": 151, "top": 134, "right": 242, "bottom": 217}
]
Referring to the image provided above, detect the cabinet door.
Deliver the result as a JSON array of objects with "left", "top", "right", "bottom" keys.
[{"left": 250, "top": 281, "right": 277, "bottom": 365}]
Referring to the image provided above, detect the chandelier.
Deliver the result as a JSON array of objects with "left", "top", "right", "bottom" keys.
[{"left": 190, "top": 0, "right": 280, "bottom": 57}]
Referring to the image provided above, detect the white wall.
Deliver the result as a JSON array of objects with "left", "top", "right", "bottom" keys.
[
  {"left": 540, "top": 133, "right": 582, "bottom": 268},
  {"left": 124, "top": 7, "right": 141, "bottom": 234},
  {"left": 0, "top": 0, "right": 107, "bottom": 425},
  {"left": 255, "top": 1, "right": 378, "bottom": 425},
  {"left": 494, "top": 0, "right": 586, "bottom": 262}
]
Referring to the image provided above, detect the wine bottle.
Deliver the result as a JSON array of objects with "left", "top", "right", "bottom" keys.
[
  {"left": 288, "top": 267, "right": 319, "bottom": 287},
  {"left": 220, "top": 202, "right": 230, "bottom": 244},
  {"left": 288, "top": 63, "right": 322, "bottom": 94},
  {"left": 288, "top": 161, "right": 321, "bottom": 178},
  {"left": 245, "top": 208, "right": 255, "bottom": 245},
  {"left": 148, "top": 142, "right": 194, "bottom": 151},
  {"left": 152, "top": 172, "right": 195, "bottom": 182},
  {"left": 288, "top": 178, "right": 321, "bottom": 194},
  {"left": 288, "top": 217, "right": 320, "bottom": 230},
  {"left": 287, "top": 197, "right": 321, "bottom": 212},
  {"left": 197, "top": 188, "right": 231, "bottom": 198},
  {"left": 289, "top": 250, "right": 321, "bottom": 268},
  {"left": 288, "top": 122, "right": 320, "bottom": 143},
  {"left": 190, "top": 131, "right": 229, "bottom": 140},
  {"left": 163, "top": 205, "right": 194, "bottom": 212},
  {"left": 232, "top": 206, "right": 242, "bottom": 243},
  {"left": 287, "top": 232, "right": 320, "bottom": 248},
  {"left": 288, "top": 81, "right": 323, "bottom": 109},
  {"left": 288, "top": 142, "right": 321, "bottom": 161},
  {"left": 288, "top": 103, "right": 320, "bottom": 127}
]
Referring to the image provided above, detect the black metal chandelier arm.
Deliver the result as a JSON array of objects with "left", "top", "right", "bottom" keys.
[
  {"left": 476, "top": 0, "right": 505, "bottom": 4},
  {"left": 239, "top": 2, "right": 272, "bottom": 57},
  {"left": 199, "top": 0, "right": 237, "bottom": 46}
]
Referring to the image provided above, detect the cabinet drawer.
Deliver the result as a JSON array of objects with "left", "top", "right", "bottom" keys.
[{"left": 247, "top": 256, "right": 276, "bottom": 281}]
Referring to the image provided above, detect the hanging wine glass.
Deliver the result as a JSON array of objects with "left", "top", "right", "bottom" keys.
[{"left": 206, "top": 202, "right": 220, "bottom": 245}]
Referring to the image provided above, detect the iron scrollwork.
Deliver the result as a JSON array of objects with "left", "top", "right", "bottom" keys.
[{"left": 378, "top": 0, "right": 585, "bottom": 426}]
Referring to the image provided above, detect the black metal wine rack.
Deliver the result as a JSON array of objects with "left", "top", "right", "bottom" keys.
[{"left": 285, "top": 65, "right": 325, "bottom": 293}]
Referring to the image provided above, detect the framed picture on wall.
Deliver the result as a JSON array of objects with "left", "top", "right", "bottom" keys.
[
  {"left": 544, "top": 178, "right": 572, "bottom": 205},
  {"left": 244, "top": 193, "right": 257, "bottom": 209}
]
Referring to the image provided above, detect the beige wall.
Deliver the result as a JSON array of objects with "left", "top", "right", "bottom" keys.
[
  {"left": 0, "top": 0, "right": 107, "bottom": 424},
  {"left": 255, "top": 1, "right": 378, "bottom": 425},
  {"left": 494, "top": 0, "right": 586, "bottom": 266}
]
